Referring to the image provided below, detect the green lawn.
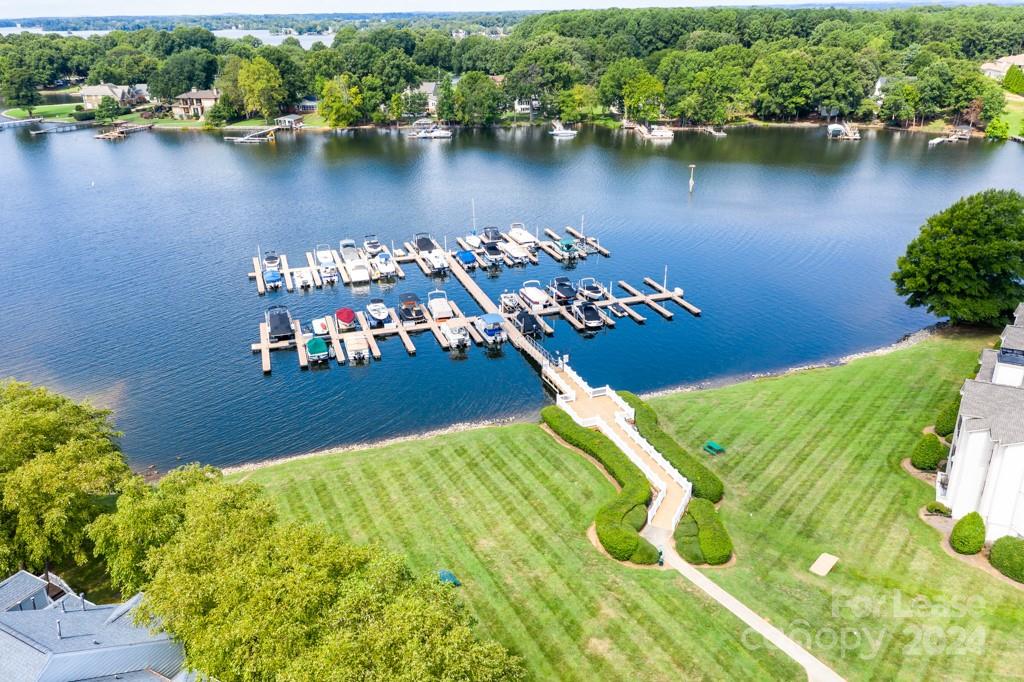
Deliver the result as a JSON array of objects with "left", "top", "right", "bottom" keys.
[
  {"left": 650, "top": 328, "right": 1024, "bottom": 680},
  {"left": 1003, "top": 90, "right": 1024, "bottom": 137},
  {"left": 3, "top": 102, "right": 79, "bottom": 120},
  {"left": 234, "top": 425, "right": 800, "bottom": 681}
]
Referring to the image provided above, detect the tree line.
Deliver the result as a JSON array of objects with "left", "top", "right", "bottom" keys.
[
  {"left": 2, "top": 5, "right": 1022, "bottom": 128},
  {"left": 0, "top": 380, "right": 523, "bottom": 681}
]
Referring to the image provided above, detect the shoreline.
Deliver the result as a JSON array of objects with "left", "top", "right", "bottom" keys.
[{"left": 220, "top": 324, "right": 940, "bottom": 477}]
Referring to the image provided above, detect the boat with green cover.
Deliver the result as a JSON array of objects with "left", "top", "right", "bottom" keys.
[{"left": 306, "top": 337, "right": 330, "bottom": 363}]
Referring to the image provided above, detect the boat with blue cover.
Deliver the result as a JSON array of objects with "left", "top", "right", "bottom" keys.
[{"left": 474, "top": 313, "right": 507, "bottom": 346}]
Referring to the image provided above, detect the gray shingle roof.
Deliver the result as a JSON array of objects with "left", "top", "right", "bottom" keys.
[
  {"left": 977, "top": 348, "right": 998, "bottom": 383},
  {"left": 1000, "top": 325, "right": 1024, "bottom": 352},
  {"left": 1015, "top": 303, "right": 1024, "bottom": 327},
  {"left": 959, "top": 379, "right": 1024, "bottom": 445},
  {"left": 0, "top": 571, "right": 47, "bottom": 612}
]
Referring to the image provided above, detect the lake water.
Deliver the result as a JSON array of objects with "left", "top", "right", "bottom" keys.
[
  {"left": 1, "top": 124, "right": 1021, "bottom": 471},
  {"left": 0, "top": 26, "right": 334, "bottom": 49}
]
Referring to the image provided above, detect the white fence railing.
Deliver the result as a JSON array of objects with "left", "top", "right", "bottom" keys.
[
  {"left": 614, "top": 412, "right": 694, "bottom": 524},
  {"left": 544, "top": 366, "right": 577, "bottom": 402}
]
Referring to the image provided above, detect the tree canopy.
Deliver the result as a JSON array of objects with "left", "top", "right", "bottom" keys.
[{"left": 892, "top": 189, "right": 1024, "bottom": 325}]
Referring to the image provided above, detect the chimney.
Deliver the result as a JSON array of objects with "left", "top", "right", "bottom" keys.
[
  {"left": 79, "top": 593, "right": 86, "bottom": 610},
  {"left": 56, "top": 620, "right": 62, "bottom": 639}
]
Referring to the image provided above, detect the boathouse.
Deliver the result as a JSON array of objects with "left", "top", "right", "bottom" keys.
[
  {"left": 937, "top": 303, "right": 1024, "bottom": 542},
  {"left": 275, "top": 114, "right": 304, "bottom": 129}
]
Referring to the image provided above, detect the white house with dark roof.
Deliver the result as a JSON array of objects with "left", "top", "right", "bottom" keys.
[
  {"left": 0, "top": 571, "right": 185, "bottom": 682},
  {"left": 937, "top": 303, "right": 1024, "bottom": 542}
]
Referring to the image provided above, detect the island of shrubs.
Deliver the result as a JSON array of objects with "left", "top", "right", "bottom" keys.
[{"left": 674, "top": 498, "right": 733, "bottom": 565}]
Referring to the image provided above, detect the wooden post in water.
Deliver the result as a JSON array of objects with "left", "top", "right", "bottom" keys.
[{"left": 688, "top": 164, "right": 696, "bottom": 193}]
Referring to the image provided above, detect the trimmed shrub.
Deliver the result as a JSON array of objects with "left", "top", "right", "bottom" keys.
[
  {"left": 990, "top": 536, "right": 1024, "bottom": 583},
  {"left": 542, "top": 406, "right": 655, "bottom": 563},
  {"left": 630, "top": 538, "right": 660, "bottom": 564},
  {"left": 623, "top": 503, "right": 647, "bottom": 531},
  {"left": 925, "top": 501, "right": 951, "bottom": 517},
  {"left": 72, "top": 110, "right": 96, "bottom": 121},
  {"left": 950, "top": 512, "right": 985, "bottom": 555},
  {"left": 674, "top": 512, "right": 704, "bottom": 564},
  {"left": 934, "top": 397, "right": 960, "bottom": 438},
  {"left": 911, "top": 434, "right": 947, "bottom": 470},
  {"left": 1003, "top": 65, "right": 1024, "bottom": 96},
  {"left": 689, "top": 498, "right": 733, "bottom": 565},
  {"left": 619, "top": 392, "right": 725, "bottom": 502}
]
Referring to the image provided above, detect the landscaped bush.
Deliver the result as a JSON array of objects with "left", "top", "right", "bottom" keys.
[
  {"left": 541, "top": 406, "right": 657, "bottom": 564},
  {"left": 911, "top": 434, "right": 947, "bottom": 470},
  {"left": 935, "top": 397, "right": 960, "bottom": 437},
  {"left": 673, "top": 512, "right": 704, "bottom": 564},
  {"left": 619, "top": 392, "right": 725, "bottom": 503},
  {"left": 925, "top": 501, "right": 951, "bottom": 517},
  {"left": 623, "top": 503, "right": 647, "bottom": 531},
  {"left": 72, "top": 110, "right": 95, "bottom": 121},
  {"left": 989, "top": 536, "right": 1024, "bottom": 583},
  {"left": 688, "top": 498, "right": 733, "bottom": 565},
  {"left": 950, "top": 512, "right": 985, "bottom": 554},
  {"left": 1004, "top": 65, "right": 1024, "bottom": 96}
]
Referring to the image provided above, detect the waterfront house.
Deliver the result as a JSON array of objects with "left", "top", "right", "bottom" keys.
[
  {"left": 79, "top": 83, "right": 147, "bottom": 110},
  {"left": 172, "top": 88, "right": 221, "bottom": 121},
  {"left": 275, "top": 114, "right": 304, "bottom": 129},
  {"left": 406, "top": 81, "right": 439, "bottom": 114},
  {"left": 937, "top": 304, "right": 1024, "bottom": 542},
  {"left": 980, "top": 54, "right": 1024, "bottom": 80},
  {"left": 295, "top": 97, "right": 318, "bottom": 113},
  {"left": 0, "top": 570, "right": 186, "bottom": 681}
]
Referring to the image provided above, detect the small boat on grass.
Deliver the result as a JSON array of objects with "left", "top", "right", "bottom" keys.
[
  {"left": 366, "top": 299, "right": 390, "bottom": 326},
  {"left": 306, "top": 336, "right": 330, "bottom": 364},
  {"left": 577, "top": 277, "right": 605, "bottom": 300},
  {"left": 519, "top": 280, "right": 549, "bottom": 309},
  {"left": 474, "top": 313, "right": 507, "bottom": 347},
  {"left": 427, "top": 290, "right": 454, "bottom": 321},
  {"left": 547, "top": 276, "right": 577, "bottom": 304},
  {"left": 398, "top": 293, "right": 425, "bottom": 325},
  {"left": 571, "top": 300, "right": 604, "bottom": 330},
  {"left": 265, "top": 305, "right": 294, "bottom": 341},
  {"left": 334, "top": 307, "right": 356, "bottom": 332}
]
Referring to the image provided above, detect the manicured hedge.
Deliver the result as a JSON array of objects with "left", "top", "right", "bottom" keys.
[
  {"left": 72, "top": 110, "right": 96, "bottom": 121},
  {"left": 950, "top": 512, "right": 985, "bottom": 555},
  {"left": 934, "top": 397, "right": 960, "bottom": 438},
  {"left": 673, "top": 512, "right": 704, "bottom": 564},
  {"left": 925, "top": 501, "right": 951, "bottom": 517},
  {"left": 1004, "top": 65, "right": 1024, "bottom": 96},
  {"left": 990, "top": 536, "right": 1024, "bottom": 583},
  {"left": 911, "top": 434, "right": 947, "bottom": 471},
  {"left": 619, "top": 392, "right": 725, "bottom": 503},
  {"left": 688, "top": 498, "right": 733, "bottom": 565},
  {"left": 541, "top": 406, "right": 658, "bottom": 564}
]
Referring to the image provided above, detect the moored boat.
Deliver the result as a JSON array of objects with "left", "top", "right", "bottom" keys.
[
  {"left": 482, "top": 242, "right": 504, "bottom": 266},
  {"left": 311, "top": 316, "right": 331, "bottom": 336},
  {"left": 398, "top": 293, "right": 425, "bottom": 325},
  {"left": 556, "top": 237, "right": 580, "bottom": 261},
  {"left": 500, "top": 240, "right": 530, "bottom": 265},
  {"left": 340, "top": 239, "right": 371, "bottom": 284},
  {"left": 474, "top": 313, "right": 507, "bottom": 346},
  {"left": 547, "top": 276, "right": 577, "bottom": 304},
  {"left": 366, "top": 299, "right": 390, "bottom": 326},
  {"left": 456, "top": 250, "right": 477, "bottom": 269},
  {"left": 499, "top": 291, "right": 522, "bottom": 313},
  {"left": 263, "top": 250, "right": 281, "bottom": 271},
  {"left": 549, "top": 120, "right": 578, "bottom": 138},
  {"left": 373, "top": 250, "right": 397, "bottom": 279},
  {"left": 577, "top": 277, "right": 605, "bottom": 300},
  {"left": 441, "top": 320, "right": 471, "bottom": 350},
  {"left": 294, "top": 269, "right": 313, "bottom": 289},
  {"left": 507, "top": 223, "right": 537, "bottom": 249},
  {"left": 265, "top": 305, "right": 294, "bottom": 341},
  {"left": 571, "top": 300, "right": 604, "bottom": 329},
  {"left": 264, "top": 269, "right": 283, "bottom": 291},
  {"left": 334, "top": 307, "right": 356, "bottom": 331},
  {"left": 306, "top": 336, "right": 330, "bottom": 363},
  {"left": 363, "top": 234, "right": 384, "bottom": 255},
  {"left": 513, "top": 309, "right": 542, "bottom": 337},
  {"left": 427, "top": 290, "right": 454, "bottom": 321},
  {"left": 519, "top": 280, "right": 549, "bottom": 309}
]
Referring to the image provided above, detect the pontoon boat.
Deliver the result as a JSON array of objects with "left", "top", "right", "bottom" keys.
[
  {"left": 441, "top": 320, "right": 471, "bottom": 350},
  {"left": 508, "top": 224, "right": 537, "bottom": 249},
  {"left": 265, "top": 305, "right": 294, "bottom": 341},
  {"left": 571, "top": 300, "right": 604, "bottom": 329},
  {"left": 398, "top": 293, "right": 425, "bottom": 325},
  {"left": 519, "top": 280, "right": 549, "bottom": 309},
  {"left": 500, "top": 241, "right": 530, "bottom": 265},
  {"left": 306, "top": 337, "right": 330, "bottom": 363},
  {"left": 295, "top": 269, "right": 313, "bottom": 289},
  {"left": 344, "top": 334, "right": 370, "bottom": 363},
  {"left": 427, "top": 290, "right": 454, "bottom": 321},
  {"left": 547, "top": 276, "right": 577, "bottom": 304},
  {"left": 474, "top": 313, "right": 507, "bottom": 346}
]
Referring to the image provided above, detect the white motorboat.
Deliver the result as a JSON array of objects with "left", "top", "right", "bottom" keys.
[
  {"left": 373, "top": 250, "right": 397, "bottom": 278},
  {"left": 507, "top": 224, "right": 537, "bottom": 249},
  {"left": 482, "top": 242, "right": 504, "bottom": 266},
  {"left": 427, "top": 290, "right": 454, "bottom": 321},
  {"left": 519, "top": 280, "right": 550, "bottom": 309},
  {"left": 499, "top": 291, "right": 522, "bottom": 313},
  {"left": 577, "top": 277, "right": 605, "bottom": 300},
  {"left": 412, "top": 232, "right": 448, "bottom": 274},
  {"left": 295, "top": 269, "right": 313, "bottom": 289},
  {"left": 549, "top": 120, "right": 578, "bottom": 138},
  {"left": 310, "top": 316, "right": 331, "bottom": 337},
  {"left": 344, "top": 334, "right": 370, "bottom": 363},
  {"left": 500, "top": 240, "right": 530, "bottom": 265},
  {"left": 424, "top": 249, "right": 448, "bottom": 275},
  {"left": 315, "top": 244, "right": 334, "bottom": 267},
  {"left": 264, "top": 269, "right": 283, "bottom": 291},
  {"left": 571, "top": 300, "right": 604, "bottom": 330},
  {"left": 649, "top": 125, "right": 674, "bottom": 140},
  {"left": 420, "top": 126, "right": 452, "bottom": 139},
  {"left": 319, "top": 264, "right": 339, "bottom": 285},
  {"left": 263, "top": 250, "right": 281, "bottom": 271},
  {"left": 363, "top": 234, "right": 384, "bottom": 255},
  {"left": 465, "top": 232, "right": 482, "bottom": 249},
  {"left": 366, "top": 299, "right": 390, "bottom": 326},
  {"left": 441, "top": 320, "right": 471, "bottom": 350},
  {"left": 340, "top": 238, "right": 371, "bottom": 284},
  {"left": 480, "top": 227, "right": 502, "bottom": 245},
  {"left": 473, "top": 313, "right": 507, "bottom": 347}
]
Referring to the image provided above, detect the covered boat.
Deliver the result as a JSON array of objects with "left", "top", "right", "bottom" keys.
[
  {"left": 306, "top": 337, "right": 330, "bottom": 363},
  {"left": 265, "top": 305, "right": 294, "bottom": 341},
  {"left": 571, "top": 300, "right": 603, "bottom": 330},
  {"left": 480, "top": 227, "right": 502, "bottom": 245},
  {"left": 474, "top": 313, "right": 507, "bottom": 346},
  {"left": 482, "top": 242, "right": 504, "bottom": 265},
  {"left": 456, "top": 250, "right": 477, "bottom": 269},
  {"left": 513, "top": 309, "right": 542, "bottom": 338},
  {"left": 264, "top": 269, "right": 283, "bottom": 290},
  {"left": 427, "top": 290, "right": 454, "bottom": 321},
  {"left": 500, "top": 241, "right": 530, "bottom": 265},
  {"left": 334, "top": 307, "right": 356, "bottom": 331},
  {"left": 344, "top": 334, "right": 370, "bottom": 363},
  {"left": 311, "top": 316, "right": 331, "bottom": 336},
  {"left": 547, "top": 276, "right": 577, "bottom": 304},
  {"left": 398, "top": 293, "right": 425, "bottom": 324}
]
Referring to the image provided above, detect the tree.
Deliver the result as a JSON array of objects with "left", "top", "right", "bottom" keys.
[
  {"left": 436, "top": 76, "right": 456, "bottom": 122},
  {"left": 880, "top": 78, "right": 921, "bottom": 126},
  {"left": 1004, "top": 65, "right": 1024, "bottom": 96},
  {"left": 454, "top": 71, "right": 502, "bottom": 126},
  {"left": 0, "top": 66, "right": 42, "bottom": 115},
  {"left": 95, "top": 95, "right": 121, "bottom": 123},
  {"left": 238, "top": 56, "right": 285, "bottom": 121},
  {"left": 134, "top": 475, "right": 524, "bottom": 681},
  {"left": 402, "top": 90, "right": 429, "bottom": 117},
  {"left": 892, "top": 189, "right": 1024, "bottom": 325},
  {"left": 557, "top": 84, "right": 599, "bottom": 123},
  {"left": 148, "top": 48, "right": 217, "bottom": 101},
  {"left": 319, "top": 74, "right": 362, "bottom": 127},
  {"left": 622, "top": 72, "right": 664, "bottom": 123},
  {"left": 388, "top": 92, "right": 404, "bottom": 124},
  {"left": 986, "top": 118, "right": 1010, "bottom": 140},
  {"left": 372, "top": 47, "right": 420, "bottom": 96},
  {"left": 598, "top": 57, "right": 647, "bottom": 112},
  {"left": 750, "top": 49, "right": 815, "bottom": 120},
  {"left": 0, "top": 381, "right": 126, "bottom": 573}
]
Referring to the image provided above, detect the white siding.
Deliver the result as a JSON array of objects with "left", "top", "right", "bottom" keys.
[
  {"left": 982, "top": 443, "right": 1024, "bottom": 541},
  {"left": 949, "top": 430, "right": 994, "bottom": 519}
]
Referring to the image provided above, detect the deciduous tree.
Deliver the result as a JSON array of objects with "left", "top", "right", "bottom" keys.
[
  {"left": 319, "top": 74, "right": 362, "bottom": 127},
  {"left": 454, "top": 70, "right": 502, "bottom": 125},
  {"left": 238, "top": 56, "right": 285, "bottom": 121}
]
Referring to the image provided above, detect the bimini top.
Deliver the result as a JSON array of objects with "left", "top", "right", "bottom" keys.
[
  {"left": 457, "top": 250, "right": 476, "bottom": 265},
  {"left": 334, "top": 308, "right": 355, "bottom": 325},
  {"left": 400, "top": 293, "right": 421, "bottom": 305},
  {"left": 480, "top": 313, "right": 504, "bottom": 326}
]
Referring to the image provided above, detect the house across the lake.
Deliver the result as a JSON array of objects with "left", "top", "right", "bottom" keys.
[
  {"left": 0, "top": 569, "right": 187, "bottom": 681},
  {"left": 172, "top": 88, "right": 221, "bottom": 121},
  {"left": 407, "top": 81, "right": 438, "bottom": 114},
  {"left": 937, "top": 304, "right": 1024, "bottom": 542},
  {"left": 79, "top": 83, "right": 148, "bottom": 110}
]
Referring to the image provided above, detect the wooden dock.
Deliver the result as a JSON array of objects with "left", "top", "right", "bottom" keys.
[
  {"left": 355, "top": 312, "right": 383, "bottom": 360},
  {"left": 450, "top": 301, "right": 483, "bottom": 345},
  {"left": 292, "top": 321, "right": 309, "bottom": 369},
  {"left": 564, "top": 226, "right": 610, "bottom": 257},
  {"left": 95, "top": 123, "right": 153, "bottom": 140},
  {"left": 389, "top": 309, "right": 417, "bottom": 355},
  {"left": 250, "top": 257, "right": 267, "bottom": 295},
  {"left": 618, "top": 280, "right": 673, "bottom": 319},
  {"left": 304, "top": 252, "right": 324, "bottom": 288},
  {"left": 258, "top": 323, "right": 272, "bottom": 373},
  {"left": 325, "top": 316, "right": 346, "bottom": 365}
]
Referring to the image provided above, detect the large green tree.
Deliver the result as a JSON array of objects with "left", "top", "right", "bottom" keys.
[
  {"left": 892, "top": 189, "right": 1024, "bottom": 325},
  {"left": 0, "top": 381, "right": 128, "bottom": 573},
  {"left": 320, "top": 74, "right": 363, "bottom": 127},
  {"left": 238, "top": 56, "right": 286, "bottom": 120},
  {"left": 597, "top": 57, "right": 648, "bottom": 112},
  {"left": 0, "top": 66, "right": 42, "bottom": 115},
  {"left": 622, "top": 72, "right": 664, "bottom": 122},
  {"left": 148, "top": 48, "right": 217, "bottom": 100},
  {"left": 94, "top": 95, "right": 122, "bottom": 123},
  {"left": 454, "top": 71, "right": 502, "bottom": 125},
  {"left": 750, "top": 49, "right": 815, "bottom": 120}
]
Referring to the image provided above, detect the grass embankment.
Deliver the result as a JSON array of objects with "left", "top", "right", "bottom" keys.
[
  {"left": 3, "top": 103, "right": 79, "bottom": 120},
  {"left": 1003, "top": 90, "right": 1024, "bottom": 136},
  {"left": 650, "top": 328, "right": 1024, "bottom": 679},
  {"left": 233, "top": 424, "right": 799, "bottom": 681}
]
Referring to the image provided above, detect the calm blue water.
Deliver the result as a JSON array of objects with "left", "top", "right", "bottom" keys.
[{"left": 1, "top": 124, "right": 1021, "bottom": 470}]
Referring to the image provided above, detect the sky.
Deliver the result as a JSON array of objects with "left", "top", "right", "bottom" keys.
[{"left": 0, "top": 0, "right": 888, "bottom": 20}]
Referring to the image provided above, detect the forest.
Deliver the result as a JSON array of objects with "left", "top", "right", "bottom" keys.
[{"left": 1, "top": 5, "right": 1022, "bottom": 129}]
